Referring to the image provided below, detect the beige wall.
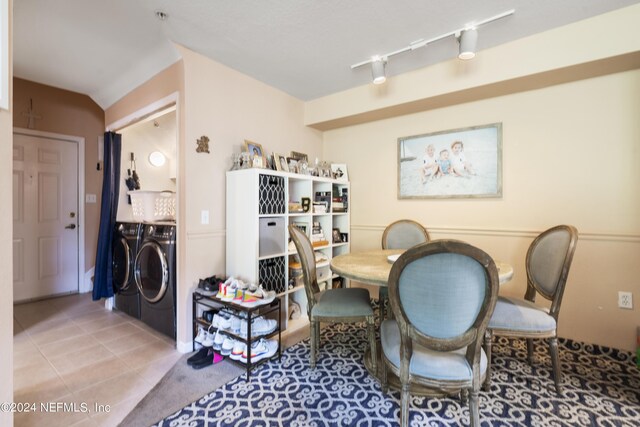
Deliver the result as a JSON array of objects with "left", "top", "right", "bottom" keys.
[
  {"left": 12, "top": 78, "right": 105, "bottom": 276},
  {"left": 178, "top": 45, "right": 323, "bottom": 348},
  {"left": 1, "top": 1, "right": 13, "bottom": 424},
  {"left": 323, "top": 69, "right": 640, "bottom": 352}
]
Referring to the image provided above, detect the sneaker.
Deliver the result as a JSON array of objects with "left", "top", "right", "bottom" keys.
[
  {"left": 230, "top": 316, "right": 242, "bottom": 334},
  {"left": 187, "top": 346, "right": 214, "bottom": 365},
  {"left": 222, "top": 279, "right": 240, "bottom": 301},
  {"left": 241, "top": 317, "right": 277, "bottom": 338},
  {"left": 241, "top": 338, "right": 278, "bottom": 363},
  {"left": 230, "top": 341, "right": 246, "bottom": 361},
  {"left": 201, "top": 326, "right": 215, "bottom": 347},
  {"left": 221, "top": 336, "right": 235, "bottom": 356},
  {"left": 194, "top": 326, "right": 207, "bottom": 344},
  {"left": 232, "top": 288, "right": 245, "bottom": 303},
  {"left": 243, "top": 284, "right": 276, "bottom": 306},
  {"left": 212, "top": 330, "right": 225, "bottom": 351},
  {"left": 215, "top": 282, "right": 227, "bottom": 299}
]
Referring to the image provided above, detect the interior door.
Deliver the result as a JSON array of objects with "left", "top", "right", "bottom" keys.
[{"left": 13, "top": 132, "right": 79, "bottom": 302}]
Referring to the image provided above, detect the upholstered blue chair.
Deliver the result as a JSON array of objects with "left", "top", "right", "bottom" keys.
[
  {"left": 289, "top": 225, "right": 377, "bottom": 370},
  {"left": 380, "top": 219, "right": 430, "bottom": 320},
  {"left": 380, "top": 240, "right": 499, "bottom": 427},
  {"left": 484, "top": 225, "right": 578, "bottom": 395}
]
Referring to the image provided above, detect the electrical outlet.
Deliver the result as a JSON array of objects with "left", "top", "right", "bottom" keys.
[
  {"left": 618, "top": 291, "right": 633, "bottom": 309},
  {"left": 201, "top": 210, "right": 209, "bottom": 225}
]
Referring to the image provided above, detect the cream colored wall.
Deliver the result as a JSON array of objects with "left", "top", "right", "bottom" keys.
[
  {"left": 323, "top": 70, "right": 640, "bottom": 352},
  {"left": 1, "top": 1, "right": 13, "bottom": 424},
  {"left": 178, "top": 45, "right": 323, "bottom": 348}
]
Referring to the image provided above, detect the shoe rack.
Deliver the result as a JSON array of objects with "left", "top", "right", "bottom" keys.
[{"left": 192, "top": 291, "right": 281, "bottom": 380}]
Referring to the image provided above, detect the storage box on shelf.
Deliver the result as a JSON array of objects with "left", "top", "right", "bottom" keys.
[
  {"left": 226, "top": 168, "right": 350, "bottom": 334},
  {"left": 192, "top": 291, "right": 281, "bottom": 380}
]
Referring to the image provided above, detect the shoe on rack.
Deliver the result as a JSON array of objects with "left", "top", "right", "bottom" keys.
[
  {"left": 240, "top": 317, "right": 277, "bottom": 338},
  {"left": 201, "top": 325, "right": 215, "bottom": 347},
  {"left": 196, "top": 279, "right": 216, "bottom": 296},
  {"left": 221, "top": 336, "right": 235, "bottom": 356},
  {"left": 230, "top": 341, "right": 246, "bottom": 361},
  {"left": 192, "top": 353, "right": 214, "bottom": 370},
  {"left": 230, "top": 316, "right": 242, "bottom": 334},
  {"left": 212, "top": 330, "right": 225, "bottom": 351},
  {"left": 215, "top": 282, "right": 227, "bottom": 299},
  {"left": 243, "top": 284, "right": 276, "bottom": 306},
  {"left": 194, "top": 326, "right": 207, "bottom": 344},
  {"left": 241, "top": 339, "right": 278, "bottom": 363},
  {"left": 187, "top": 346, "right": 214, "bottom": 366}
]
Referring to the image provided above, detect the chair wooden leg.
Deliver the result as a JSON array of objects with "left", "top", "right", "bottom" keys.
[
  {"left": 548, "top": 337, "right": 563, "bottom": 395},
  {"left": 469, "top": 389, "right": 480, "bottom": 427},
  {"left": 310, "top": 319, "right": 317, "bottom": 369},
  {"left": 315, "top": 321, "right": 321, "bottom": 350},
  {"left": 527, "top": 338, "right": 535, "bottom": 364},
  {"left": 379, "top": 287, "right": 387, "bottom": 321},
  {"left": 367, "top": 316, "right": 377, "bottom": 373},
  {"left": 400, "top": 384, "right": 410, "bottom": 427},
  {"left": 380, "top": 358, "right": 389, "bottom": 393},
  {"left": 483, "top": 330, "right": 492, "bottom": 391}
]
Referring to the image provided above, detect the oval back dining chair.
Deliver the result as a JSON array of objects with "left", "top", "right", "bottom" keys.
[
  {"left": 379, "top": 219, "right": 431, "bottom": 320},
  {"left": 289, "top": 225, "right": 377, "bottom": 371},
  {"left": 380, "top": 240, "right": 499, "bottom": 427},
  {"left": 484, "top": 224, "right": 578, "bottom": 395}
]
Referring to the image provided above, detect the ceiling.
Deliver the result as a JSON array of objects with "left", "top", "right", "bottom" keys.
[{"left": 13, "top": 0, "right": 640, "bottom": 109}]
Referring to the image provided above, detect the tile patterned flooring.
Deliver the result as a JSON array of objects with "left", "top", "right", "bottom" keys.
[{"left": 13, "top": 293, "right": 181, "bottom": 427}]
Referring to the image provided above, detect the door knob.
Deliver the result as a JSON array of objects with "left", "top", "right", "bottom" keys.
[{"left": 65, "top": 224, "right": 76, "bottom": 230}]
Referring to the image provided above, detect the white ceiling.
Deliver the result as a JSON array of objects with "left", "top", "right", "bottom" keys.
[{"left": 13, "top": 0, "right": 640, "bottom": 109}]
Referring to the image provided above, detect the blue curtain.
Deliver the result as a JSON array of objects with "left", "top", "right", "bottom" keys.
[{"left": 93, "top": 132, "right": 122, "bottom": 300}]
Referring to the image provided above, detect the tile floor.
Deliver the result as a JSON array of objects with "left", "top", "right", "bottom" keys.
[{"left": 13, "top": 293, "right": 181, "bottom": 427}]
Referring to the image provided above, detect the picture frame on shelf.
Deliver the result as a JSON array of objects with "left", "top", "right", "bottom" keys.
[
  {"left": 331, "top": 164, "right": 348, "bottom": 181},
  {"left": 287, "top": 157, "right": 299, "bottom": 174},
  {"left": 398, "top": 123, "right": 502, "bottom": 199},
  {"left": 274, "top": 153, "right": 289, "bottom": 172},
  {"left": 244, "top": 140, "right": 265, "bottom": 168},
  {"left": 332, "top": 228, "right": 342, "bottom": 243},
  {"left": 290, "top": 151, "right": 308, "bottom": 162}
]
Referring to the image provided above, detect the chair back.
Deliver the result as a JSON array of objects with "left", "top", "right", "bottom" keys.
[
  {"left": 525, "top": 225, "right": 578, "bottom": 316},
  {"left": 289, "top": 225, "right": 320, "bottom": 314},
  {"left": 381, "top": 219, "right": 430, "bottom": 250},
  {"left": 388, "top": 240, "right": 498, "bottom": 354}
]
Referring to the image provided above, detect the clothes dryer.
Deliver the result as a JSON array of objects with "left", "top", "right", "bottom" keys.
[
  {"left": 112, "top": 222, "right": 143, "bottom": 318},
  {"left": 135, "top": 223, "right": 176, "bottom": 339}
]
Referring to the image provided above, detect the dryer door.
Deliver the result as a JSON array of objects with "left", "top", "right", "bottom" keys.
[
  {"left": 112, "top": 237, "right": 132, "bottom": 291},
  {"left": 134, "top": 241, "right": 168, "bottom": 303}
]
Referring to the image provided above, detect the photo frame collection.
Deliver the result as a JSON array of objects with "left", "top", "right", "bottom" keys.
[{"left": 236, "top": 143, "right": 349, "bottom": 181}]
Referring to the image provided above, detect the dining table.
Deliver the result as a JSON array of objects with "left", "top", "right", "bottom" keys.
[{"left": 330, "top": 248, "right": 514, "bottom": 395}]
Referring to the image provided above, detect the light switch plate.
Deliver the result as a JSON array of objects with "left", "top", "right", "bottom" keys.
[
  {"left": 201, "top": 210, "right": 209, "bottom": 225},
  {"left": 85, "top": 194, "right": 97, "bottom": 203}
]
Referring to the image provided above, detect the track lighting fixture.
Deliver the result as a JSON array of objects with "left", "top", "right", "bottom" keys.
[
  {"left": 351, "top": 9, "right": 514, "bottom": 84},
  {"left": 371, "top": 56, "right": 387, "bottom": 85},
  {"left": 457, "top": 28, "right": 478, "bottom": 60}
]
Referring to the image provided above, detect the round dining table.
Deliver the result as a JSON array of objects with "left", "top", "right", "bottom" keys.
[
  {"left": 330, "top": 248, "right": 514, "bottom": 395},
  {"left": 331, "top": 249, "right": 514, "bottom": 287}
]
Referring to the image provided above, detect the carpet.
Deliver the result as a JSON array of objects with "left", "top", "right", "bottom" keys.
[{"left": 156, "top": 323, "right": 640, "bottom": 426}]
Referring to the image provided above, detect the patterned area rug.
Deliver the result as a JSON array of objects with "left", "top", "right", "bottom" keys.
[{"left": 158, "top": 323, "right": 640, "bottom": 426}]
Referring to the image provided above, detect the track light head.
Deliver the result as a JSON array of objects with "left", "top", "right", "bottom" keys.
[
  {"left": 371, "top": 56, "right": 387, "bottom": 84},
  {"left": 458, "top": 28, "right": 478, "bottom": 60}
]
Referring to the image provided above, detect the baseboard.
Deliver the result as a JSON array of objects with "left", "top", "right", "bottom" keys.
[{"left": 176, "top": 339, "right": 192, "bottom": 354}]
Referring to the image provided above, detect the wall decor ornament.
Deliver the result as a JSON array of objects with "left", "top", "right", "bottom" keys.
[
  {"left": 196, "top": 135, "right": 210, "bottom": 153},
  {"left": 398, "top": 123, "right": 502, "bottom": 199}
]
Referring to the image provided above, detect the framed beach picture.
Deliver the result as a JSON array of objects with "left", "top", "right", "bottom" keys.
[{"left": 398, "top": 123, "right": 502, "bottom": 199}]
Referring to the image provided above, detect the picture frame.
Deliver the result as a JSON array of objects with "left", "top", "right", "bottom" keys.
[
  {"left": 332, "top": 228, "right": 342, "bottom": 243},
  {"left": 290, "top": 151, "right": 308, "bottom": 162},
  {"left": 244, "top": 140, "right": 265, "bottom": 168},
  {"left": 274, "top": 153, "right": 289, "bottom": 172},
  {"left": 398, "top": 123, "right": 502, "bottom": 199},
  {"left": 287, "top": 157, "right": 299, "bottom": 174},
  {"left": 331, "top": 164, "right": 348, "bottom": 182}
]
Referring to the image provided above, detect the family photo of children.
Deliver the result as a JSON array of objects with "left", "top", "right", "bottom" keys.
[{"left": 398, "top": 123, "right": 502, "bottom": 198}]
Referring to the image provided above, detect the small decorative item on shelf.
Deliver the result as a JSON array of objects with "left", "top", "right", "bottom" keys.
[
  {"left": 340, "top": 232, "right": 349, "bottom": 243},
  {"left": 288, "top": 201, "right": 303, "bottom": 213},
  {"left": 332, "top": 228, "right": 342, "bottom": 243},
  {"left": 301, "top": 197, "right": 311, "bottom": 212},
  {"left": 290, "top": 151, "right": 308, "bottom": 162},
  {"left": 274, "top": 153, "right": 289, "bottom": 172},
  {"left": 230, "top": 153, "right": 241, "bottom": 171},
  {"left": 311, "top": 221, "right": 329, "bottom": 247},
  {"left": 312, "top": 202, "right": 327, "bottom": 214},
  {"left": 298, "top": 160, "right": 309, "bottom": 175},
  {"left": 240, "top": 152, "right": 251, "bottom": 169},
  {"left": 243, "top": 140, "right": 265, "bottom": 169},
  {"left": 331, "top": 163, "right": 348, "bottom": 181},
  {"left": 287, "top": 157, "right": 299, "bottom": 173}
]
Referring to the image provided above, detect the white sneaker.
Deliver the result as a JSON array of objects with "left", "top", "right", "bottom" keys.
[
  {"left": 230, "top": 316, "right": 242, "bottom": 334},
  {"left": 230, "top": 341, "right": 246, "bottom": 361},
  {"left": 241, "top": 317, "right": 277, "bottom": 338},
  {"left": 212, "top": 330, "right": 225, "bottom": 351},
  {"left": 241, "top": 339, "right": 278, "bottom": 363},
  {"left": 244, "top": 284, "right": 276, "bottom": 306},
  {"left": 201, "top": 326, "right": 215, "bottom": 347},
  {"left": 221, "top": 336, "right": 235, "bottom": 356},
  {"left": 194, "top": 326, "right": 206, "bottom": 344}
]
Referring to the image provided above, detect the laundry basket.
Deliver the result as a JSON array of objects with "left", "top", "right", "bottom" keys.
[{"left": 129, "top": 190, "right": 176, "bottom": 222}]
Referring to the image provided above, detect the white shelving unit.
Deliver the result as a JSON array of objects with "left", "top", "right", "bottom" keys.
[{"left": 226, "top": 168, "right": 350, "bottom": 331}]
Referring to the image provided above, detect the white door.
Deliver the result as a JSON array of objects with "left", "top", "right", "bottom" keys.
[{"left": 13, "top": 132, "right": 79, "bottom": 302}]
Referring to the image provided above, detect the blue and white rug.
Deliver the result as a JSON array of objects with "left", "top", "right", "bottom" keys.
[{"left": 157, "top": 323, "right": 640, "bottom": 426}]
